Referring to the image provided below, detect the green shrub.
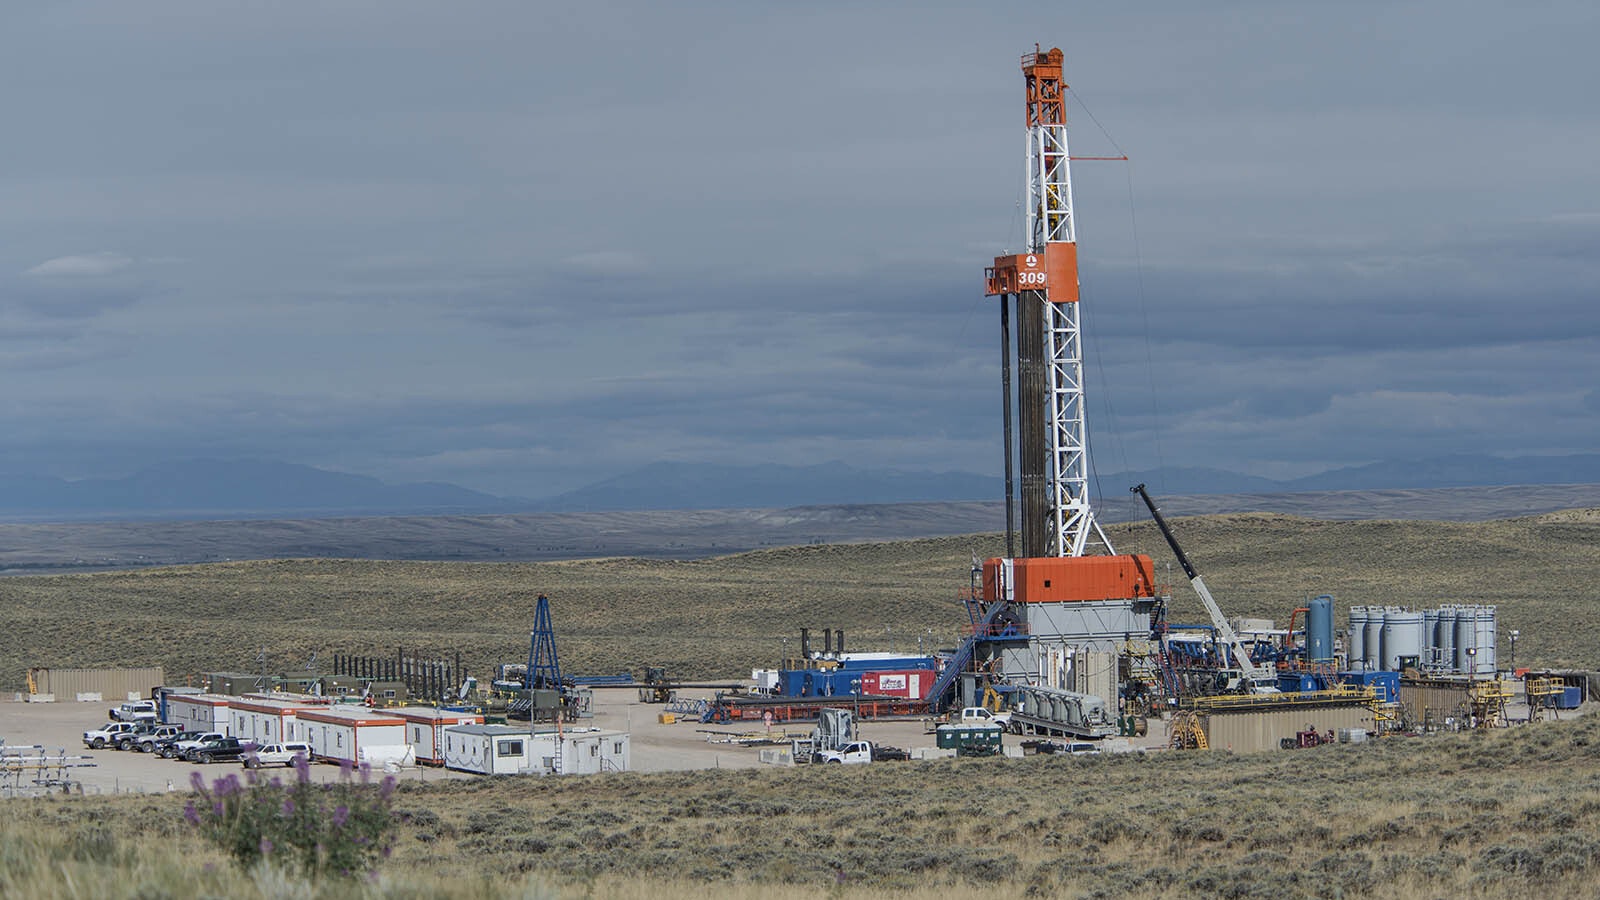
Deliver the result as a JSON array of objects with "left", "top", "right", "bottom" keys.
[{"left": 183, "top": 757, "right": 396, "bottom": 880}]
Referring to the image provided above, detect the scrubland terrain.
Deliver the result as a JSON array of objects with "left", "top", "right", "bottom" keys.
[
  {"left": 2, "top": 508, "right": 1600, "bottom": 898},
  {"left": 2, "top": 509, "right": 1598, "bottom": 689},
  {"left": 5, "top": 713, "right": 1600, "bottom": 899}
]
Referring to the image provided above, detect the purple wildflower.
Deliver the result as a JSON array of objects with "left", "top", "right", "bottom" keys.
[
  {"left": 182, "top": 801, "right": 201, "bottom": 825},
  {"left": 339, "top": 758, "right": 354, "bottom": 777},
  {"left": 379, "top": 775, "right": 397, "bottom": 801},
  {"left": 282, "top": 798, "right": 295, "bottom": 816},
  {"left": 215, "top": 774, "right": 241, "bottom": 797},
  {"left": 189, "top": 770, "right": 206, "bottom": 793},
  {"left": 293, "top": 753, "right": 311, "bottom": 784},
  {"left": 332, "top": 805, "right": 349, "bottom": 828},
  {"left": 212, "top": 801, "right": 224, "bottom": 817},
  {"left": 259, "top": 837, "right": 274, "bottom": 855}
]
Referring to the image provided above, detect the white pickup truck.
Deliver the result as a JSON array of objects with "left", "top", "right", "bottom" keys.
[
  {"left": 816, "top": 741, "right": 874, "bottom": 764},
  {"left": 109, "top": 700, "right": 159, "bottom": 722},
  {"left": 957, "top": 706, "right": 1013, "bottom": 730},
  {"left": 244, "top": 742, "right": 312, "bottom": 768},
  {"left": 83, "top": 721, "right": 143, "bottom": 749},
  {"left": 161, "top": 732, "right": 225, "bottom": 760}
]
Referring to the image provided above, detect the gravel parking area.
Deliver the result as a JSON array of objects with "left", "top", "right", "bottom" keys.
[{"left": 2, "top": 688, "right": 1028, "bottom": 796}]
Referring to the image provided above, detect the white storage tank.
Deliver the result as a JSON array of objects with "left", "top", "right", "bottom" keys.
[
  {"left": 1436, "top": 606, "right": 1458, "bottom": 673},
  {"left": 1347, "top": 606, "right": 1369, "bottom": 671},
  {"left": 1472, "top": 606, "right": 1498, "bottom": 677},
  {"left": 1454, "top": 606, "right": 1478, "bottom": 674},
  {"left": 1364, "top": 608, "right": 1386, "bottom": 671},
  {"left": 1422, "top": 609, "right": 1439, "bottom": 668},
  {"left": 1382, "top": 608, "right": 1424, "bottom": 671}
]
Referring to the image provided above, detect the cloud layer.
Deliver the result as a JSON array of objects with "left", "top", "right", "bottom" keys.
[{"left": 1, "top": 2, "right": 1596, "bottom": 498}]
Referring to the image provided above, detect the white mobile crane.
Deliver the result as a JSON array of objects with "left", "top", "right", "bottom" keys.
[{"left": 1131, "top": 484, "right": 1278, "bottom": 693}]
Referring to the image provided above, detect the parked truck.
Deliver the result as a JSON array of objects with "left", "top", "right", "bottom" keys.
[
  {"left": 131, "top": 724, "right": 185, "bottom": 753},
  {"left": 109, "top": 700, "right": 159, "bottom": 722},
  {"left": 187, "top": 736, "right": 256, "bottom": 764},
  {"left": 83, "top": 721, "right": 143, "bottom": 749},
  {"left": 815, "top": 741, "right": 874, "bottom": 764}
]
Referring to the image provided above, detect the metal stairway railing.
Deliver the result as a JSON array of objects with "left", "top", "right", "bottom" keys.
[{"left": 923, "top": 601, "right": 1009, "bottom": 713}]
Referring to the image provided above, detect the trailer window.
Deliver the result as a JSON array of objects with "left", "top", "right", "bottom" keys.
[{"left": 497, "top": 740, "right": 523, "bottom": 756}]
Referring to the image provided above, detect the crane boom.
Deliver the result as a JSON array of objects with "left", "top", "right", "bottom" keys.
[{"left": 1130, "top": 484, "right": 1277, "bottom": 691}]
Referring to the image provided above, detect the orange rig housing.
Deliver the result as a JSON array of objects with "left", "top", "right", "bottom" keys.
[{"left": 983, "top": 554, "right": 1157, "bottom": 604}]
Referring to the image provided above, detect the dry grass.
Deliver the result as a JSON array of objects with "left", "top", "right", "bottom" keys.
[
  {"left": 3, "top": 509, "right": 1600, "bottom": 895},
  {"left": 3, "top": 510, "right": 1598, "bottom": 689},
  {"left": 8, "top": 714, "right": 1600, "bottom": 898}
]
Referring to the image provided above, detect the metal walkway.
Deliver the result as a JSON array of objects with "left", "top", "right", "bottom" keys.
[{"left": 922, "top": 600, "right": 1011, "bottom": 713}]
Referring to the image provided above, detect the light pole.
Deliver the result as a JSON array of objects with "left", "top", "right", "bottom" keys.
[{"left": 1509, "top": 630, "right": 1520, "bottom": 670}]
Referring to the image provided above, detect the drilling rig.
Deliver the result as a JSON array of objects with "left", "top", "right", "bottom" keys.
[{"left": 960, "top": 47, "right": 1161, "bottom": 727}]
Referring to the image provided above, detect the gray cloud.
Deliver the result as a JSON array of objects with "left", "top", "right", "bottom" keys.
[{"left": 0, "top": 1, "right": 1595, "bottom": 497}]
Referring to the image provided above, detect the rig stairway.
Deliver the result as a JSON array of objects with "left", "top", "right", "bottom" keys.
[{"left": 923, "top": 599, "right": 1011, "bottom": 713}]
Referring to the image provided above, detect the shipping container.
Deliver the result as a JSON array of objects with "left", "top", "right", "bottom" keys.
[
  {"left": 298, "top": 706, "right": 407, "bottom": 766},
  {"left": 205, "top": 672, "right": 275, "bottom": 697},
  {"left": 860, "top": 670, "right": 933, "bottom": 699},
  {"left": 391, "top": 707, "right": 485, "bottom": 764},
  {"left": 29, "top": 667, "right": 165, "bottom": 701},
  {"left": 984, "top": 554, "right": 1156, "bottom": 604},
  {"left": 1397, "top": 678, "right": 1473, "bottom": 729},
  {"left": 166, "top": 694, "right": 233, "bottom": 734},
  {"left": 1201, "top": 703, "right": 1375, "bottom": 753}
]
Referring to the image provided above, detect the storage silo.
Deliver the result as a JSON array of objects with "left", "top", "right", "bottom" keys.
[
  {"left": 1347, "top": 607, "right": 1369, "bottom": 671},
  {"left": 1364, "top": 608, "right": 1386, "bottom": 671},
  {"left": 1435, "top": 606, "right": 1458, "bottom": 673},
  {"left": 1422, "top": 609, "right": 1439, "bottom": 668},
  {"left": 1382, "top": 608, "right": 1424, "bottom": 671},
  {"left": 1307, "top": 595, "right": 1335, "bottom": 662},
  {"left": 1454, "top": 606, "right": 1477, "bottom": 674},
  {"left": 1472, "top": 606, "right": 1498, "bottom": 676}
]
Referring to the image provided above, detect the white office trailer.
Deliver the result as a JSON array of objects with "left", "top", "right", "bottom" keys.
[
  {"left": 391, "top": 707, "right": 485, "bottom": 765},
  {"left": 299, "top": 706, "right": 409, "bottom": 766},
  {"left": 165, "top": 693, "right": 233, "bottom": 735},
  {"left": 441, "top": 725, "right": 630, "bottom": 776},
  {"left": 230, "top": 696, "right": 330, "bottom": 745}
]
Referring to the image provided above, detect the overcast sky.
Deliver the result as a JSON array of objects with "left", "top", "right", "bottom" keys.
[{"left": 2, "top": 1, "right": 1596, "bottom": 498}]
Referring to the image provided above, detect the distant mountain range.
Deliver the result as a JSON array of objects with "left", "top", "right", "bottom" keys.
[
  {"left": 0, "top": 459, "right": 516, "bottom": 521},
  {"left": 1, "top": 453, "right": 1598, "bottom": 521},
  {"left": 1111, "top": 453, "right": 1600, "bottom": 495}
]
